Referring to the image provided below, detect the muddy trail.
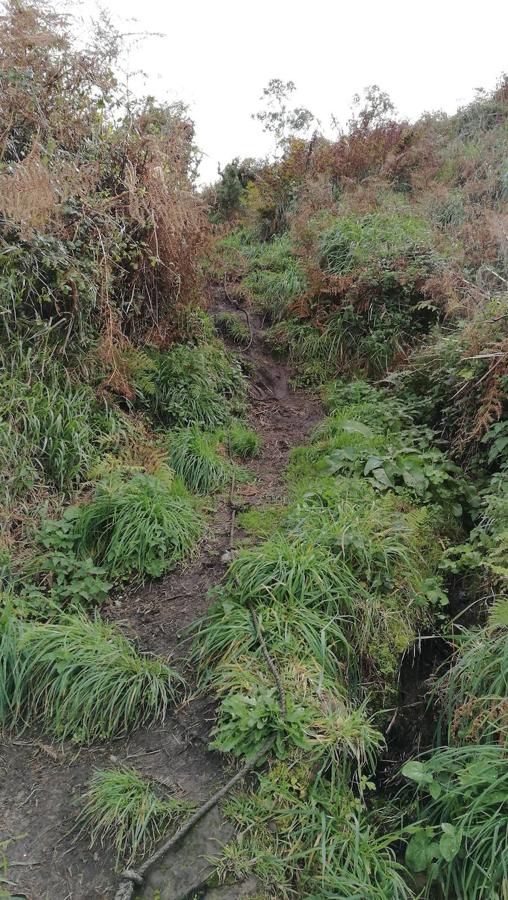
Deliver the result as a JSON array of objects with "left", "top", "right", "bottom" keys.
[{"left": 0, "top": 295, "right": 321, "bottom": 900}]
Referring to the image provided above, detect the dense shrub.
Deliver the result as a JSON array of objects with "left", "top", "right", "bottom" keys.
[{"left": 0, "top": 1, "right": 209, "bottom": 346}]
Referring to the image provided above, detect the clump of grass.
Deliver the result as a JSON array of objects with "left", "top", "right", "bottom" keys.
[
  {"left": 402, "top": 744, "right": 508, "bottom": 898},
  {"left": 73, "top": 471, "right": 204, "bottom": 578},
  {"left": 0, "top": 600, "right": 20, "bottom": 726},
  {"left": 137, "top": 343, "right": 246, "bottom": 429},
  {"left": 12, "top": 614, "right": 183, "bottom": 743},
  {"left": 222, "top": 533, "right": 361, "bottom": 614},
  {"left": 219, "top": 764, "right": 413, "bottom": 899},
  {"left": 192, "top": 592, "right": 352, "bottom": 684},
  {"left": 78, "top": 767, "right": 193, "bottom": 866},
  {"left": 436, "top": 613, "right": 508, "bottom": 745},
  {"left": 283, "top": 482, "right": 442, "bottom": 600},
  {"left": 165, "top": 426, "right": 233, "bottom": 494},
  {"left": 0, "top": 347, "right": 131, "bottom": 516},
  {"left": 215, "top": 312, "right": 251, "bottom": 347},
  {"left": 211, "top": 658, "right": 383, "bottom": 774},
  {"left": 240, "top": 234, "right": 307, "bottom": 323},
  {"left": 224, "top": 420, "right": 261, "bottom": 459},
  {"left": 318, "top": 211, "right": 433, "bottom": 278}
]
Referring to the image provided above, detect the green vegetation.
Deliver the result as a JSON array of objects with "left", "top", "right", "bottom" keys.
[
  {"left": 1, "top": 2, "right": 508, "bottom": 894},
  {"left": 191, "top": 379, "right": 467, "bottom": 893},
  {"left": 78, "top": 768, "right": 193, "bottom": 865},
  {"left": 219, "top": 766, "right": 412, "bottom": 898},
  {"left": 73, "top": 472, "right": 204, "bottom": 579},
  {"left": 241, "top": 234, "right": 307, "bottom": 323},
  {"left": 435, "top": 605, "right": 508, "bottom": 745},
  {"left": 402, "top": 745, "right": 508, "bottom": 898},
  {"left": 236, "top": 503, "right": 283, "bottom": 538},
  {"left": 0, "top": 613, "right": 183, "bottom": 742},
  {"left": 215, "top": 311, "right": 251, "bottom": 346},
  {"left": 224, "top": 419, "right": 262, "bottom": 458},
  {"left": 165, "top": 426, "right": 233, "bottom": 494},
  {"left": 137, "top": 343, "right": 246, "bottom": 429}
]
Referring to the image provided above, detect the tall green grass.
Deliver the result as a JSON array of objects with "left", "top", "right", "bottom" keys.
[
  {"left": 403, "top": 744, "right": 508, "bottom": 898},
  {"left": 215, "top": 312, "right": 251, "bottom": 347},
  {"left": 223, "top": 419, "right": 261, "bottom": 459},
  {"left": 78, "top": 768, "right": 193, "bottom": 865},
  {"left": 221, "top": 533, "right": 362, "bottom": 613},
  {"left": 436, "top": 617, "right": 508, "bottom": 744},
  {"left": 0, "top": 347, "right": 130, "bottom": 514},
  {"left": 239, "top": 234, "right": 307, "bottom": 323},
  {"left": 137, "top": 343, "right": 246, "bottom": 429},
  {"left": 73, "top": 471, "right": 204, "bottom": 578},
  {"left": 3, "top": 613, "right": 183, "bottom": 743},
  {"left": 318, "top": 211, "right": 433, "bottom": 278},
  {"left": 220, "top": 766, "right": 413, "bottom": 899},
  {"left": 0, "top": 601, "right": 20, "bottom": 727},
  {"left": 192, "top": 593, "right": 351, "bottom": 683},
  {"left": 165, "top": 426, "right": 234, "bottom": 494}
]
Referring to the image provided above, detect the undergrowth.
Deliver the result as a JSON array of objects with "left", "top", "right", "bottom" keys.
[
  {"left": 78, "top": 768, "right": 193, "bottom": 866},
  {"left": 0, "top": 610, "right": 183, "bottom": 742},
  {"left": 2, "top": 10, "right": 508, "bottom": 894},
  {"left": 165, "top": 426, "right": 234, "bottom": 494},
  {"left": 73, "top": 471, "right": 204, "bottom": 579},
  {"left": 136, "top": 343, "right": 246, "bottom": 429}
]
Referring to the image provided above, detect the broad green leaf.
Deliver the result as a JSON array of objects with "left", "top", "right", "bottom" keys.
[
  {"left": 340, "top": 419, "right": 374, "bottom": 438},
  {"left": 439, "top": 825, "right": 462, "bottom": 862},
  {"left": 406, "top": 830, "right": 435, "bottom": 872},
  {"left": 401, "top": 760, "right": 430, "bottom": 784}
]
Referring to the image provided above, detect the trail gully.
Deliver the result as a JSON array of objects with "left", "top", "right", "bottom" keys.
[{"left": 0, "top": 292, "right": 321, "bottom": 900}]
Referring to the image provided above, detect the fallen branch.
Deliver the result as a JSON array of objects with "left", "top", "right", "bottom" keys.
[
  {"left": 113, "top": 736, "right": 275, "bottom": 900},
  {"left": 248, "top": 601, "right": 286, "bottom": 719}
]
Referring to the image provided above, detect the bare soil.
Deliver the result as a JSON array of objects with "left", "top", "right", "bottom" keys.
[{"left": 0, "top": 297, "right": 321, "bottom": 900}]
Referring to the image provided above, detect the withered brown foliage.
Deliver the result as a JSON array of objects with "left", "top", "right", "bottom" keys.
[{"left": 0, "top": 0, "right": 209, "bottom": 364}]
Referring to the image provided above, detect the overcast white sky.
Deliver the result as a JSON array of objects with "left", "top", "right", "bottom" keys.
[{"left": 93, "top": 0, "right": 508, "bottom": 184}]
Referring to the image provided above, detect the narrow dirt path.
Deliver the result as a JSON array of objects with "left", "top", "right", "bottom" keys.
[{"left": 0, "top": 294, "right": 321, "bottom": 900}]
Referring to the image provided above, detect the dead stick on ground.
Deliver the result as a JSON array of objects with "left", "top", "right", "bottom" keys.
[
  {"left": 113, "top": 736, "right": 276, "bottom": 900},
  {"left": 229, "top": 465, "right": 236, "bottom": 548},
  {"left": 248, "top": 602, "right": 286, "bottom": 718}
]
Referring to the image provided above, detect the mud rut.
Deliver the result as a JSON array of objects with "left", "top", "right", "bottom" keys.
[{"left": 0, "top": 295, "right": 321, "bottom": 900}]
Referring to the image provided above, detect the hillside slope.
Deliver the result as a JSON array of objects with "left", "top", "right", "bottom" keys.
[{"left": 0, "top": 3, "right": 507, "bottom": 898}]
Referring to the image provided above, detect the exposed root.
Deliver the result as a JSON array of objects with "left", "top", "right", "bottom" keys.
[{"left": 113, "top": 736, "right": 276, "bottom": 900}]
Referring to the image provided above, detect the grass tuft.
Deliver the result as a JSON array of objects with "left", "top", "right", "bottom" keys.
[
  {"left": 4, "top": 612, "right": 183, "bottom": 743},
  {"left": 166, "top": 426, "right": 234, "bottom": 494},
  {"left": 137, "top": 343, "right": 246, "bottom": 429},
  {"left": 215, "top": 312, "right": 251, "bottom": 347},
  {"left": 224, "top": 420, "right": 262, "bottom": 459},
  {"left": 78, "top": 767, "right": 193, "bottom": 865},
  {"left": 73, "top": 471, "right": 204, "bottom": 578}
]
